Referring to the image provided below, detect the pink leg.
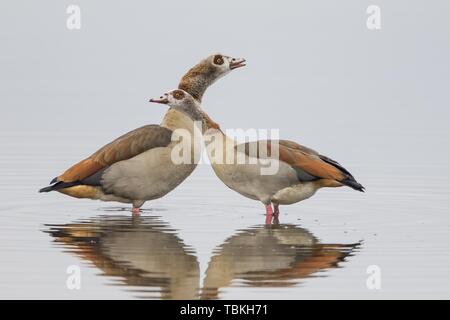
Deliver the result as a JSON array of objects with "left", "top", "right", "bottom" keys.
[
  {"left": 132, "top": 207, "right": 141, "bottom": 216},
  {"left": 265, "top": 204, "right": 273, "bottom": 225}
]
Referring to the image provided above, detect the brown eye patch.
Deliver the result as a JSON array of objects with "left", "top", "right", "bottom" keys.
[
  {"left": 213, "top": 54, "right": 224, "bottom": 65},
  {"left": 173, "top": 90, "right": 185, "bottom": 100}
]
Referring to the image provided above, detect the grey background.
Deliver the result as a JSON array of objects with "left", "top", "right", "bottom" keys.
[
  {"left": 1, "top": 1, "right": 450, "bottom": 299},
  {"left": 2, "top": 1, "right": 449, "bottom": 160}
]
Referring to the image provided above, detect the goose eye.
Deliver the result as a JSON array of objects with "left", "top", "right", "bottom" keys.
[
  {"left": 173, "top": 90, "right": 185, "bottom": 100},
  {"left": 214, "top": 55, "right": 224, "bottom": 65}
]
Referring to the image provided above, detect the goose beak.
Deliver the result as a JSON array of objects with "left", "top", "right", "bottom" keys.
[
  {"left": 149, "top": 97, "right": 169, "bottom": 104},
  {"left": 230, "top": 58, "right": 246, "bottom": 70}
]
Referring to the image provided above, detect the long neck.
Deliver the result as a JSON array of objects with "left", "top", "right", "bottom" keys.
[
  {"left": 161, "top": 108, "right": 203, "bottom": 163},
  {"left": 178, "top": 62, "right": 220, "bottom": 103},
  {"left": 204, "top": 128, "right": 236, "bottom": 166},
  {"left": 161, "top": 108, "right": 195, "bottom": 132}
]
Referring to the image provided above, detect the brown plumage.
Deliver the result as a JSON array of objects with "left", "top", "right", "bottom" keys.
[
  {"left": 39, "top": 89, "right": 205, "bottom": 212},
  {"left": 277, "top": 141, "right": 346, "bottom": 181},
  {"left": 239, "top": 139, "right": 360, "bottom": 188},
  {"left": 58, "top": 125, "right": 172, "bottom": 183},
  {"left": 178, "top": 62, "right": 217, "bottom": 102}
]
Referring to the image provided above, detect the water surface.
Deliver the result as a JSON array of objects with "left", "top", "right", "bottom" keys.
[
  {"left": 1, "top": 132, "right": 449, "bottom": 299},
  {"left": 45, "top": 215, "right": 358, "bottom": 299}
]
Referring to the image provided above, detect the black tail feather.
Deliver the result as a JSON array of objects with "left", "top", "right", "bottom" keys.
[
  {"left": 341, "top": 178, "right": 365, "bottom": 192},
  {"left": 318, "top": 154, "right": 365, "bottom": 192},
  {"left": 39, "top": 185, "right": 56, "bottom": 193},
  {"left": 39, "top": 181, "right": 80, "bottom": 193}
]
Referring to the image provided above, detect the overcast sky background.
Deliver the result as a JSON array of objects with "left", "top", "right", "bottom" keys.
[{"left": 1, "top": 0, "right": 449, "bottom": 166}]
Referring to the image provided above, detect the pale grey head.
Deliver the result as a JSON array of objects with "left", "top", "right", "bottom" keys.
[{"left": 149, "top": 89, "right": 203, "bottom": 122}]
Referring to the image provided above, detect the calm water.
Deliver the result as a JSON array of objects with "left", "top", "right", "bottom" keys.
[{"left": 1, "top": 132, "right": 450, "bottom": 299}]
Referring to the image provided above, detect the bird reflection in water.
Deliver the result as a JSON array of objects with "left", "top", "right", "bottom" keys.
[
  {"left": 46, "top": 214, "right": 200, "bottom": 299},
  {"left": 201, "top": 224, "right": 359, "bottom": 299},
  {"left": 45, "top": 214, "right": 360, "bottom": 300}
]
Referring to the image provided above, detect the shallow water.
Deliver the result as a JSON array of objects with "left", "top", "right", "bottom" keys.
[
  {"left": 45, "top": 216, "right": 358, "bottom": 300},
  {"left": 1, "top": 132, "right": 450, "bottom": 299}
]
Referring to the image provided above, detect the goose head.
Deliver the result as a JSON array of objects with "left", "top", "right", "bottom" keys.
[
  {"left": 178, "top": 53, "right": 246, "bottom": 102},
  {"left": 209, "top": 53, "right": 246, "bottom": 75},
  {"left": 150, "top": 89, "right": 203, "bottom": 122}
]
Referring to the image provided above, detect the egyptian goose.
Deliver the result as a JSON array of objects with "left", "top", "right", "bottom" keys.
[
  {"left": 39, "top": 53, "right": 245, "bottom": 213},
  {"left": 40, "top": 89, "right": 203, "bottom": 214},
  {"left": 201, "top": 112, "right": 364, "bottom": 224}
]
